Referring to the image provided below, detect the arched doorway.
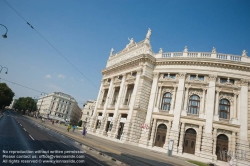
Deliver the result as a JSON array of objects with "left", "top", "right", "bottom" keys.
[
  {"left": 154, "top": 124, "right": 167, "bottom": 147},
  {"left": 216, "top": 134, "right": 228, "bottom": 161},
  {"left": 183, "top": 128, "right": 197, "bottom": 154}
]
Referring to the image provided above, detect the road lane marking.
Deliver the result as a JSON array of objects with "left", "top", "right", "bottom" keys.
[
  {"left": 23, "top": 128, "right": 27, "bottom": 131},
  {"left": 86, "top": 156, "right": 104, "bottom": 166},
  {"left": 20, "top": 124, "right": 22, "bottom": 126},
  {"left": 47, "top": 133, "right": 53, "bottom": 137},
  {"left": 29, "top": 135, "right": 35, "bottom": 140}
]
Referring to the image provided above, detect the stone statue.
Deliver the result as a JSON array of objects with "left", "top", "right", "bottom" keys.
[
  {"left": 212, "top": 47, "right": 216, "bottom": 53},
  {"left": 128, "top": 37, "right": 134, "bottom": 44},
  {"left": 242, "top": 50, "right": 247, "bottom": 57},
  {"left": 146, "top": 28, "right": 151, "bottom": 39},
  {"left": 159, "top": 48, "right": 163, "bottom": 54},
  {"left": 183, "top": 46, "right": 188, "bottom": 52},
  {"left": 110, "top": 48, "right": 114, "bottom": 56}
]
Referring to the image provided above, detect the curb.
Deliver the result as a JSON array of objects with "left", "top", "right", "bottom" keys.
[{"left": 26, "top": 116, "right": 127, "bottom": 166}]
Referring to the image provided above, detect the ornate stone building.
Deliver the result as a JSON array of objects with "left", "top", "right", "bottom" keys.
[{"left": 88, "top": 29, "right": 250, "bottom": 166}]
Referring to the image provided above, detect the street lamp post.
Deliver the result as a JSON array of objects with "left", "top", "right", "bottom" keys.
[
  {"left": 0, "top": 24, "right": 8, "bottom": 38},
  {"left": 0, "top": 65, "right": 8, "bottom": 74}
]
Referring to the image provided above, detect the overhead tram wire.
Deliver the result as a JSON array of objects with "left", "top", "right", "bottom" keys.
[
  {"left": 0, "top": 78, "right": 86, "bottom": 105},
  {"left": 3, "top": 0, "right": 99, "bottom": 90}
]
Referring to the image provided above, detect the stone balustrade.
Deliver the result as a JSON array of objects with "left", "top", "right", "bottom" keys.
[{"left": 161, "top": 52, "right": 249, "bottom": 62}]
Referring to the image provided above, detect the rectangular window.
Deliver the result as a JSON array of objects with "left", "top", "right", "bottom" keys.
[{"left": 220, "top": 78, "right": 227, "bottom": 83}]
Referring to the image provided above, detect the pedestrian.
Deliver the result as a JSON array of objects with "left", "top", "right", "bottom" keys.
[
  {"left": 82, "top": 127, "right": 86, "bottom": 137},
  {"left": 227, "top": 156, "right": 234, "bottom": 166},
  {"left": 73, "top": 125, "right": 76, "bottom": 132},
  {"left": 52, "top": 121, "right": 54, "bottom": 125},
  {"left": 67, "top": 124, "right": 71, "bottom": 132}
]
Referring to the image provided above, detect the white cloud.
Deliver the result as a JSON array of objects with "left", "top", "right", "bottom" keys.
[
  {"left": 46, "top": 83, "right": 66, "bottom": 93},
  {"left": 58, "top": 74, "right": 66, "bottom": 79},
  {"left": 45, "top": 74, "right": 51, "bottom": 78}
]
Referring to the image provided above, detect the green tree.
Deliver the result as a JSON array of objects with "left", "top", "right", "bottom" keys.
[
  {"left": 13, "top": 97, "right": 38, "bottom": 114},
  {"left": 0, "top": 83, "right": 15, "bottom": 109},
  {"left": 78, "top": 120, "right": 82, "bottom": 127}
]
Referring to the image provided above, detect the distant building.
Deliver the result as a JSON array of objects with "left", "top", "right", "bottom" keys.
[
  {"left": 37, "top": 92, "right": 79, "bottom": 123},
  {"left": 81, "top": 100, "right": 96, "bottom": 127},
  {"left": 9, "top": 99, "right": 17, "bottom": 109}
]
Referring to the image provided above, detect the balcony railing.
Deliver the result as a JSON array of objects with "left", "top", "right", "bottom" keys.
[{"left": 161, "top": 52, "right": 248, "bottom": 62}]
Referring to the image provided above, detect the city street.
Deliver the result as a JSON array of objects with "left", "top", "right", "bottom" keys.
[
  {"left": 23, "top": 112, "right": 194, "bottom": 166},
  {"left": 0, "top": 110, "right": 118, "bottom": 166}
]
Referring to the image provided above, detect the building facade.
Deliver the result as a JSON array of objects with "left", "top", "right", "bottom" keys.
[
  {"left": 37, "top": 92, "right": 79, "bottom": 123},
  {"left": 81, "top": 100, "right": 96, "bottom": 127},
  {"left": 88, "top": 29, "right": 250, "bottom": 166}
]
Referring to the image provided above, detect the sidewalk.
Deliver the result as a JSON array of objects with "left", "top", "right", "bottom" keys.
[{"left": 26, "top": 116, "right": 195, "bottom": 166}]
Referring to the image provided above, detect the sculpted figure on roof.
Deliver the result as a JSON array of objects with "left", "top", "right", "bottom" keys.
[{"left": 146, "top": 28, "right": 151, "bottom": 39}]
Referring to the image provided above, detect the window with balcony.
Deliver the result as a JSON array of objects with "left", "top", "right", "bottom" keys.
[
  {"left": 188, "top": 95, "right": 200, "bottom": 114},
  {"left": 219, "top": 99, "right": 230, "bottom": 119},
  {"left": 161, "top": 92, "right": 172, "bottom": 111},
  {"left": 112, "top": 87, "right": 120, "bottom": 106},
  {"left": 124, "top": 85, "right": 134, "bottom": 105}
]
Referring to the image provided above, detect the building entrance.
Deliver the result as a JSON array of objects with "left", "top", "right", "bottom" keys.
[
  {"left": 117, "top": 122, "right": 124, "bottom": 139},
  {"left": 154, "top": 124, "right": 167, "bottom": 147},
  {"left": 183, "top": 128, "right": 197, "bottom": 154},
  {"left": 216, "top": 134, "right": 228, "bottom": 161}
]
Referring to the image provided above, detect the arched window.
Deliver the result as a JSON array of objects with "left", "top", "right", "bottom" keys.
[
  {"left": 188, "top": 95, "right": 200, "bottom": 114},
  {"left": 219, "top": 99, "right": 230, "bottom": 119},
  {"left": 161, "top": 92, "right": 172, "bottom": 111}
]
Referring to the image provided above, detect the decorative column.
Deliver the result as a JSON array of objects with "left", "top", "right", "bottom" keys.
[
  {"left": 163, "top": 120, "right": 172, "bottom": 150},
  {"left": 200, "top": 75, "right": 216, "bottom": 160},
  {"left": 88, "top": 80, "right": 104, "bottom": 132},
  {"left": 169, "top": 73, "right": 186, "bottom": 155},
  {"left": 169, "top": 86, "right": 177, "bottom": 114},
  {"left": 195, "top": 125, "right": 203, "bottom": 157},
  {"left": 122, "top": 68, "right": 142, "bottom": 142},
  {"left": 177, "top": 122, "right": 185, "bottom": 154},
  {"left": 139, "top": 72, "right": 159, "bottom": 146},
  {"left": 110, "top": 73, "right": 127, "bottom": 137},
  {"left": 213, "top": 88, "right": 221, "bottom": 121},
  {"left": 148, "top": 118, "right": 157, "bottom": 147},
  {"left": 181, "top": 86, "right": 189, "bottom": 116},
  {"left": 112, "top": 114, "right": 121, "bottom": 139},
  {"left": 156, "top": 86, "right": 162, "bottom": 110},
  {"left": 236, "top": 79, "right": 249, "bottom": 157},
  {"left": 99, "top": 77, "right": 114, "bottom": 135},
  {"left": 231, "top": 91, "right": 239, "bottom": 124},
  {"left": 231, "top": 132, "right": 236, "bottom": 163},
  {"left": 212, "top": 128, "right": 217, "bottom": 161},
  {"left": 199, "top": 88, "right": 206, "bottom": 118}
]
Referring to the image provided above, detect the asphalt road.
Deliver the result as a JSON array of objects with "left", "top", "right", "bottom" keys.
[{"left": 0, "top": 110, "right": 115, "bottom": 166}]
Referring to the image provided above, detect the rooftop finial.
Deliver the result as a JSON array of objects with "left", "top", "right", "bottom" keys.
[
  {"left": 110, "top": 48, "right": 114, "bottom": 56},
  {"left": 183, "top": 46, "right": 188, "bottom": 52},
  {"left": 242, "top": 50, "right": 247, "bottom": 57},
  {"left": 159, "top": 48, "right": 163, "bottom": 54},
  {"left": 212, "top": 47, "right": 216, "bottom": 53},
  {"left": 146, "top": 28, "right": 151, "bottom": 39}
]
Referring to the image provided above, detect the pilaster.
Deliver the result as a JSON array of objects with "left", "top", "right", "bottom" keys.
[
  {"left": 195, "top": 125, "right": 203, "bottom": 157},
  {"left": 139, "top": 72, "right": 159, "bottom": 146},
  {"left": 177, "top": 122, "right": 185, "bottom": 154},
  {"left": 213, "top": 88, "right": 221, "bottom": 121},
  {"left": 199, "top": 88, "right": 206, "bottom": 118},
  {"left": 148, "top": 118, "right": 157, "bottom": 147},
  {"left": 181, "top": 86, "right": 189, "bottom": 116},
  {"left": 169, "top": 86, "right": 177, "bottom": 114}
]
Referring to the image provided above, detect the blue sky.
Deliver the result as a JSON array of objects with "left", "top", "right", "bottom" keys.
[{"left": 1, "top": 0, "right": 250, "bottom": 108}]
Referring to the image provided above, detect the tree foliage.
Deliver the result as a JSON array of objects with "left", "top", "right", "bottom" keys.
[
  {"left": 13, "top": 97, "right": 38, "bottom": 114},
  {"left": 0, "top": 83, "right": 15, "bottom": 109}
]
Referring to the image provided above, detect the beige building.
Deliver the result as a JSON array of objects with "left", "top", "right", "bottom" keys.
[
  {"left": 88, "top": 29, "right": 250, "bottom": 166},
  {"left": 81, "top": 100, "right": 96, "bottom": 127},
  {"left": 37, "top": 92, "right": 79, "bottom": 123}
]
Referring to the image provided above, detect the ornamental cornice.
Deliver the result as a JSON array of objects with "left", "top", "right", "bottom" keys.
[
  {"left": 208, "top": 75, "right": 217, "bottom": 82},
  {"left": 233, "top": 90, "right": 240, "bottom": 95},
  {"left": 102, "top": 54, "right": 156, "bottom": 77},
  {"left": 177, "top": 72, "right": 186, "bottom": 79},
  {"left": 240, "top": 79, "right": 249, "bottom": 86},
  {"left": 188, "top": 90, "right": 203, "bottom": 98},
  {"left": 161, "top": 88, "right": 173, "bottom": 94},
  {"left": 219, "top": 93, "right": 233, "bottom": 104},
  {"left": 155, "top": 59, "right": 250, "bottom": 72}
]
